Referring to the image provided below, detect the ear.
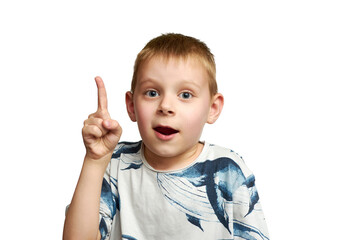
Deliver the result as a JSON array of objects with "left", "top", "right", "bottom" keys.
[
  {"left": 207, "top": 93, "right": 224, "bottom": 124},
  {"left": 125, "top": 91, "right": 137, "bottom": 122}
]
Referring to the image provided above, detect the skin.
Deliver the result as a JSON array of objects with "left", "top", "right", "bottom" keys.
[
  {"left": 63, "top": 77, "right": 121, "bottom": 240},
  {"left": 63, "top": 56, "right": 223, "bottom": 239},
  {"left": 126, "top": 56, "right": 224, "bottom": 170}
]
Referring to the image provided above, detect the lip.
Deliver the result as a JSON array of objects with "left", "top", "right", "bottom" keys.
[{"left": 153, "top": 125, "right": 179, "bottom": 141}]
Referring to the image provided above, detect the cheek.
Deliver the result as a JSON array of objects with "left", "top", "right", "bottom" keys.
[
  {"left": 134, "top": 101, "right": 155, "bottom": 128},
  {"left": 181, "top": 103, "right": 210, "bottom": 132}
]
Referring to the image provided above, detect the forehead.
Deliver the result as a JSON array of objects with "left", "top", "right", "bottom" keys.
[{"left": 137, "top": 56, "right": 209, "bottom": 87}]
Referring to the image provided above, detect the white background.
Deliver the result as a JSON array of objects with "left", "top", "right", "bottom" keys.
[{"left": 1, "top": 0, "right": 359, "bottom": 239}]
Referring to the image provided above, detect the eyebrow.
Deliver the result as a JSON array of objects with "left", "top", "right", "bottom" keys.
[
  {"left": 138, "top": 78, "right": 156, "bottom": 85},
  {"left": 138, "top": 78, "right": 202, "bottom": 90},
  {"left": 180, "top": 79, "right": 202, "bottom": 90},
  {"left": 137, "top": 78, "right": 158, "bottom": 88}
]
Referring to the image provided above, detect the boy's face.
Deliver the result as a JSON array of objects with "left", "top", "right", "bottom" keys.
[{"left": 126, "top": 56, "right": 223, "bottom": 163}]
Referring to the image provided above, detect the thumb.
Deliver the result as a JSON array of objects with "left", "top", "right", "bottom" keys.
[{"left": 103, "top": 119, "right": 122, "bottom": 136}]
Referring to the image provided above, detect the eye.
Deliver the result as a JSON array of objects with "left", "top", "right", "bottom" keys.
[
  {"left": 145, "top": 90, "right": 159, "bottom": 98},
  {"left": 179, "top": 91, "right": 193, "bottom": 99}
]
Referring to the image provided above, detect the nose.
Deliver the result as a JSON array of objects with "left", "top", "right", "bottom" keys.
[{"left": 158, "top": 94, "right": 175, "bottom": 115}]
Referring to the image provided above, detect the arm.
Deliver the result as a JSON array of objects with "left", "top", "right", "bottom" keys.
[
  {"left": 63, "top": 158, "right": 107, "bottom": 240},
  {"left": 63, "top": 77, "right": 122, "bottom": 240}
]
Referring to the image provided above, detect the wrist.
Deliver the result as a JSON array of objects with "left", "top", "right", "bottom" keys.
[{"left": 83, "top": 154, "right": 111, "bottom": 170}]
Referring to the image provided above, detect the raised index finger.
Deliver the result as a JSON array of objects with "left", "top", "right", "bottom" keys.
[{"left": 95, "top": 76, "right": 108, "bottom": 111}]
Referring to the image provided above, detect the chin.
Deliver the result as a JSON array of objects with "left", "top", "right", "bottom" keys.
[
  {"left": 149, "top": 145, "right": 179, "bottom": 158},
  {"left": 142, "top": 140, "right": 181, "bottom": 158}
]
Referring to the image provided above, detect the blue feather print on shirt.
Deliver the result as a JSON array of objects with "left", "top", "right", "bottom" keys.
[
  {"left": 115, "top": 142, "right": 144, "bottom": 170},
  {"left": 100, "top": 177, "right": 119, "bottom": 216},
  {"left": 158, "top": 157, "right": 266, "bottom": 239},
  {"left": 122, "top": 234, "right": 138, "bottom": 240},
  {"left": 118, "top": 142, "right": 267, "bottom": 239},
  {"left": 233, "top": 220, "right": 269, "bottom": 240},
  {"left": 165, "top": 158, "right": 252, "bottom": 229},
  {"left": 99, "top": 142, "right": 142, "bottom": 239},
  {"left": 112, "top": 141, "right": 142, "bottom": 159},
  {"left": 99, "top": 177, "right": 119, "bottom": 240}
]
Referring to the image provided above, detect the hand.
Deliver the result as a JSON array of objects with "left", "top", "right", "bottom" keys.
[{"left": 82, "top": 76, "right": 122, "bottom": 161}]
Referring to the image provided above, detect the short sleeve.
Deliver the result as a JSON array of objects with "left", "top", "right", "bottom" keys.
[
  {"left": 99, "top": 163, "right": 119, "bottom": 240},
  {"left": 231, "top": 157, "right": 270, "bottom": 239}
]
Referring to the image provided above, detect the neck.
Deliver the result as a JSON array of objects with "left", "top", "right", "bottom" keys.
[{"left": 143, "top": 142, "right": 204, "bottom": 171}]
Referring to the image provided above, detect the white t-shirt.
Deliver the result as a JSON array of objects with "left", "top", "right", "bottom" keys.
[{"left": 99, "top": 141, "right": 269, "bottom": 240}]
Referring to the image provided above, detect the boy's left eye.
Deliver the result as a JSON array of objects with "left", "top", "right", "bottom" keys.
[{"left": 179, "top": 92, "right": 193, "bottom": 99}]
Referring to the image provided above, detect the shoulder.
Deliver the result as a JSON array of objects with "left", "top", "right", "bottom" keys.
[
  {"left": 112, "top": 141, "right": 142, "bottom": 158},
  {"left": 107, "top": 141, "right": 144, "bottom": 173},
  {"left": 204, "top": 142, "right": 253, "bottom": 177},
  {"left": 205, "top": 142, "right": 243, "bottom": 161}
]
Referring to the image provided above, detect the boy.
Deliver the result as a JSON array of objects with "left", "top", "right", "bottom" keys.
[{"left": 63, "top": 33, "right": 269, "bottom": 240}]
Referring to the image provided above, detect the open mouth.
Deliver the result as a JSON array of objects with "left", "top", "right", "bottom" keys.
[{"left": 154, "top": 126, "right": 179, "bottom": 136}]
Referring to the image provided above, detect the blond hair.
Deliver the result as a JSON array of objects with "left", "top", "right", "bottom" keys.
[{"left": 131, "top": 33, "right": 217, "bottom": 95}]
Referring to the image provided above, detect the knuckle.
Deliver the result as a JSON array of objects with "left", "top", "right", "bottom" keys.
[
  {"left": 89, "top": 110, "right": 109, "bottom": 119},
  {"left": 91, "top": 127, "right": 102, "bottom": 138},
  {"left": 83, "top": 119, "right": 89, "bottom": 126},
  {"left": 82, "top": 125, "right": 100, "bottom": 136},
  {"left": 89, "top": 125, "right": 100, "bottom": 133},
  {"left": 96, "top": 118, "right": 104, "bottom": 125},
  {"left": 99, "top": 109, "right": 109, "bottom": 117},
  {"left": 82, "top": 126, "right": 90, "bottom": 137},
  {"left": 84, "top": 117, "right": 103, "bottom": 126}
]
